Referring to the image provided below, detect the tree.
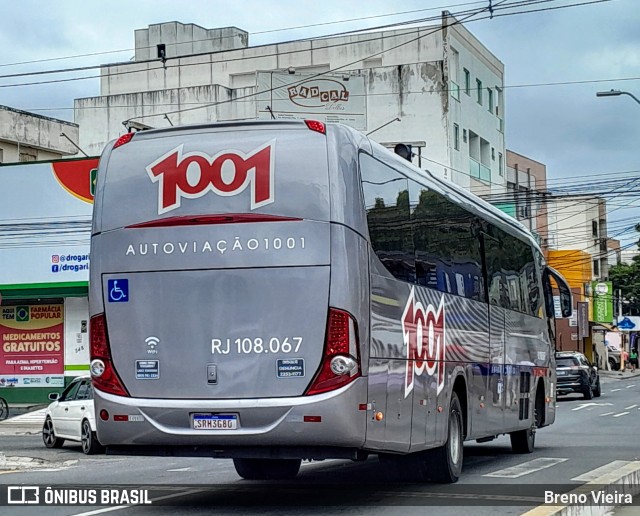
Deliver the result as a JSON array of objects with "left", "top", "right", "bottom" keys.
[{"left": 609, "top": 225, "right": 640, "bottom": 315}]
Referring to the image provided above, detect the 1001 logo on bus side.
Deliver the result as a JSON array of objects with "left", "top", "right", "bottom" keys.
[{"left": 402, "top": 287, "right": 446, "bottom": 398}]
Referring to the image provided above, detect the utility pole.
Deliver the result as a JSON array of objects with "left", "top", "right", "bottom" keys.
[{"left": 618, "top": 289, "right": 623, "bottom": 318}]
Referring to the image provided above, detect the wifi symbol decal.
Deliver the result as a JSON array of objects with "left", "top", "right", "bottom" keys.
[{"left": 145, "top": 336, "right": 160, "bottom": 354}]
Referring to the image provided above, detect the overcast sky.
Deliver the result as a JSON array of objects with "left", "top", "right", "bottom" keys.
[{"left": 1, "top": 0, "right": 639, "bottom": 242}]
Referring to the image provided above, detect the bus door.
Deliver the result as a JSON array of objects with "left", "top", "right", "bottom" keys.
[{"left": 483, "top": 232, "right": 507, "bottom": 429}]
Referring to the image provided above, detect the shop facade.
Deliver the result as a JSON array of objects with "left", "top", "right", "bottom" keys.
[{"left": 0, "top": 157, "right": 98, "bottom": 403}]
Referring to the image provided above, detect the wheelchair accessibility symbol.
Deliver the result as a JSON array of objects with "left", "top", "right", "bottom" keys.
[{"left": 108, "top": 279, "right": 129, "bottom": 303}]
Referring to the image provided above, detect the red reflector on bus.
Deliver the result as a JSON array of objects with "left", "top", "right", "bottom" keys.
[
  {"left": 113, "top": 132, "right": 134, "bottom": 149},
  {"left": 305, "top": 120, "right": 326, "bottom": 134},
  {"left": 303, "top": 416, "right": 322, "bottom": 423},
  {"left": 114, "top": 415, "right": 128, "bottom": 422},
  {"left": 127, "top": 213, "right": 301, "bottom": 229}
]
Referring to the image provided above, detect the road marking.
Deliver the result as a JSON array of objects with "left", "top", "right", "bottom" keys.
[
  {"left": 522, "top": 461, "right": 640, "bottom": 516},
  {"left": 0, "top": 408, "right": 47, "bottom": 425},
  {"left": 625, "top": 404, "right": 638, "bottom": 410},
  {"left": 599, "top": 412, "right": 615, "bottom": 416},
  {"left": 611, "top": 388, "right": 622, "bottom": 392},
  {"left": 613, "top": 412, "right": 630, "bottom": 417},
  {"left": 571, "top": 402, "right": 612, "bottom": 411},
  {"left": 626, "top": 385, "right": 636, "bottom": 389},
  {"left": 166, "top": 467, "right": 191, "bottom": 472},
  {"left": 484, "top": 457, "right": 568, "bottom": 478},
  {"left": 72, "top": 489, "right": 205, "bottom": 515},
  {"left": 571, "top": 460, "right": 633, "bottom": 481}
]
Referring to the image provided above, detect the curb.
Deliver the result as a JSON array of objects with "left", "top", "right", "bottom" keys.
[{"left": 521, "top": 461, "right": 640, "bottom": 515}]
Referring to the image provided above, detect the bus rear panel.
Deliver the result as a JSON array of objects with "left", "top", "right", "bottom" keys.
[{"left": 90, "top": 122, "right": 369, "bottom": 458}]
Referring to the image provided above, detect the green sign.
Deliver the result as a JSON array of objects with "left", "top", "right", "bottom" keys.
[
  {"left": 89, "top": 168, "right": 98, "bottom": 196},
  {"left": 592, "top": 281, "right": 613, "bottom": 323}
]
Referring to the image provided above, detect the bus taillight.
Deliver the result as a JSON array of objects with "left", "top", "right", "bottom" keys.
[
  {"left": 306, "top": 308, "right": 360, "bottom": 395},
  {"left": 90, "top": 313, "right": 129, "bottom": 397}
]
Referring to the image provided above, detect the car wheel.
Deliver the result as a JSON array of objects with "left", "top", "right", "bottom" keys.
[
  {"left": 81, "top": 419, "right": 103, "bottom": 455},
  {"left": 43, "top": 417, "right": 64, "bottom": 449},
  {"left": 593, "top": 377, "right": 602, "bottom": 398},
  {"left": 608, "top": 358, "right": 617, "bottom": 371},
  {"left": 583, "top": 383, "right": 593, "bottom": 400}
]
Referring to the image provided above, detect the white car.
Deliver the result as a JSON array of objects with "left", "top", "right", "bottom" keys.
[{"left": 42, "top": 375, "right": 103, "bottom": 454}]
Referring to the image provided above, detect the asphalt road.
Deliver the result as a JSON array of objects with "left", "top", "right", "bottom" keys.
[{"left": 1, "top": 374, "right": 640, "bottom": 515}]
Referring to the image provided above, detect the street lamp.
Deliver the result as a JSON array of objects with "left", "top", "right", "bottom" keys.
[{"left": 596, "top": 89, "right": 640, "bottom": 105}]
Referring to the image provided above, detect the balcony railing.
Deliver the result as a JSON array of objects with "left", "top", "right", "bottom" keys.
[
  {"left": 469, "top": 158, "right": 480, "bottom": 179},
  {"left": 469, "top": 158, "right": 491, "bottom": 183},
  {"left": 480, "top": 164, "right": 491, "bottom": 182}
]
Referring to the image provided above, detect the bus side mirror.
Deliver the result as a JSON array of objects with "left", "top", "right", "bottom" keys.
[{"left": 546, "top": 266, "right": 573, "bottom": 318}]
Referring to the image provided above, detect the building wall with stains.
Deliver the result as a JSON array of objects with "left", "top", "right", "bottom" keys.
[{"left": 76, "top": 17, "right": 506, "bottom": 196}]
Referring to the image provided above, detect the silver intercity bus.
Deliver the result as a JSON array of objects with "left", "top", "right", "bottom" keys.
[{"left": 89, "top": 120, "right": 572, "bottom": 483}]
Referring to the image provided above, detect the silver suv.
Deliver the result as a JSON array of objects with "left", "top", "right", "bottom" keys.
[{"left": 606, "top": 345, "right": 621, "bottom": 371}]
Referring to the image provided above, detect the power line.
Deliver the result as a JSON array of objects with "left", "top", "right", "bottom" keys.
[
  {"left": 0, "top": 0, "right": 490, "bottom": 70},
  {"left": 0, "top": 1, "right": 612, "bottom": 93}
]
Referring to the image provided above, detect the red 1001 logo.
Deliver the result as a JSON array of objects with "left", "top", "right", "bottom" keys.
[
  {"left": 146, "top": 142, "right": 275, "bottom": 214},
  {"left": 402, "top": 287, "right": 446, "bottom": 398}
]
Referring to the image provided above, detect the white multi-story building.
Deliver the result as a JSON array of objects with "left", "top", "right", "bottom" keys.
[
  {"left": 0, "top": 105, "right": 80, "bottom": 163},
  {"left": 75, "top": 14, "right": 507, "bottom": 196},
  {"left": 547, "top": 195, "right": 609, "bottom": 280}
]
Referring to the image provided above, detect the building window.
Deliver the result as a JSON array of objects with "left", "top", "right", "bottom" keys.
[
  {"left": 498, "top": 152, "right": 504, "bottom": 176},
  {"left": 592, "top": 220, "right": 598, "bottom": 237},
  {"left": 488, "top": 88, "right": 494, "bottom": 113},
  {"left": 491, "top": 147, "right": 495, "bottom": 160},
  {"left": 0, "top": 148, "right": 3, "bottom": 163},
  {"left": 593, "top": 259, "right": 600, "bottom": 277},
  {"left": 454, "top": 123, "right": 460, "bottom": 150},
  {"left": 450, "top": 48, "right": 460, "bottom": 101},
  {"left": 476, "top": 79, "right": 483, "bottom": 105},
  {"left": 464, "top": 68, "right": 471, "bottom": 95}
]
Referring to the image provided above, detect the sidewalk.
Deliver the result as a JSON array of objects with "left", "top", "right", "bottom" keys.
[
  {"left": 599, "top": 368, "right": 640, "bottom": 383},
  {"left": 0, "top": 404, "right": 48, "bottom": 424}
]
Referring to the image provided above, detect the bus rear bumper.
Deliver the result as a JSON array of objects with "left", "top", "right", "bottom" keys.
[
  {"left": 94, "top": 378, "right": 367, "bottom": 453},
  {"left": 106, "top": 444, "right": 366, "bottom": 460}
]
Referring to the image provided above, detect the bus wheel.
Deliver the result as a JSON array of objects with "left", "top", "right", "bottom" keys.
[
  {"left": 232, "top": 458, "right": 301, "bottom": 480},
  {"left": 510, "top": 397, "right": 542, "bottom": 454},
  {"left": 423, "top": 392, "right": 464, "bottom": 483}
]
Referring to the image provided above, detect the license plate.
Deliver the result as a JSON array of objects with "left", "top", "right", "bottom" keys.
[
  {"left": 192, "top": 414, "right": 237, "bottom": 430},
  {"left": 557, "top": 370, "right": 567, "bottom": 376}
]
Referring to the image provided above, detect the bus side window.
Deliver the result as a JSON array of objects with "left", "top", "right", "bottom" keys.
[
  {"left": 409, "top": 181, "right": 485, "bottom": 302},
  {"left": 483, "top": 231, "right": 510, "bottom": 309},
  {"left": 360, "top": 153, "right": 415, "bottom": 282}
]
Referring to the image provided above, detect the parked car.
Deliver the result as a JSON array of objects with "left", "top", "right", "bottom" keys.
[
  {"left": 555, "top": 351, "right": 601, "bottom": 399},
  {"left": 606, "top": 344, "right": 621, "bottom": 371},
  {"left": 42, "top": 376, "right": 103, "bottom": 454}
]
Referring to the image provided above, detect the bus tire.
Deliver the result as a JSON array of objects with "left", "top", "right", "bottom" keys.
[
  {"left": 510, "top": 397, "right": 542, "bottom": 454},
  {"left": 232, "top": 458, "right": 301, "bottom": 480},
  {"left": 423, "top": 392, "right": 464, "bottom": 483}
]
